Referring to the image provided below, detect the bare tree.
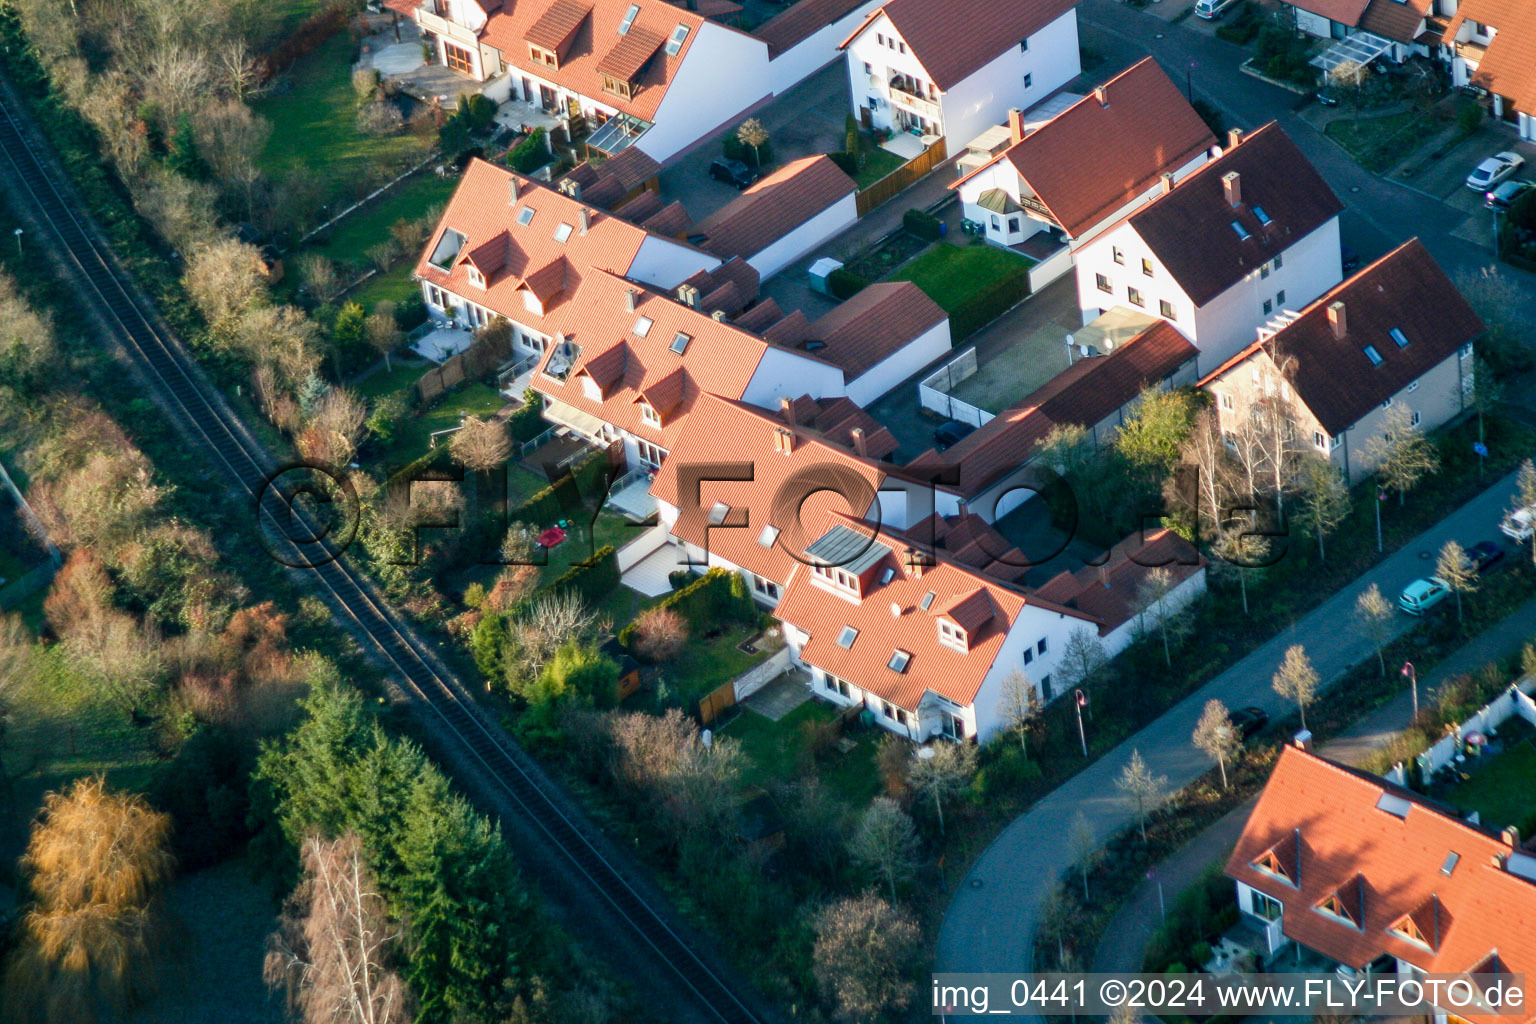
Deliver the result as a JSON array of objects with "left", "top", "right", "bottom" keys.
[
  {"left": 296, "top": 253, "right": 344, "bottom": 305},
  {"left": 263, "top": 834, "right": 411, "bottom": 1024},
  {"left": 1116, "top": 748, "right": 1165, "bottom": 843},
  {"left": 995, "top": 670, "right": 1043, "bottom": 760},
  {"left": 1297, "top": 456, "right": 1351, "bottom": 562},
  {"left": 447, "top": 416, "right": 511, "bottom": 473},
  {"left": 366, "top": 239, "right": 402, "bottom": 275},
  {"left": 1435, "top": 539, "right": 1478, "bottom": 623},
  {"left": 812, "top": 894, "right": 923, "bottom": 1024},
  {"left": 0, "top": 271, "right": 59, "bottom": 386},
  {"left": 1191, "top": 699, "right": 1239, "bottom": 789},
  {"left": 1247, "top": 352, "right": 1305, "bottom": 521},
  {"left": 182, "top": 238, "right": 266, "bottom": 327},
  {"left": 0, "top": 616, "right": 37, "bottom": 770},
  {"left": 1136, "top": 566, "right": 1178, "bottom": 668},
  {"left": 192, "top": 100, "right": 271, "bottom": 219},
  {"left": 846, "top": 797, "right": 918, "bottom": 901},
  {"left": 218, "top": 37, "right": 264, "bottom": 101},
  {"left": 631, "top": 605, "right": 688, "bottom": 662},
  {"left": 514, "top": 591, "right": 602, "bottom": 685},
  {"left": 906, "top": 741, "right": 976, "bottom": 835},
  {"left": 1514, "top": 458, "right": 1536, "bottom": 566},
  {"left": 1057, "top": 626, "right": 1108, "bottom": 692},
  {"left": 297, "top": 388, "right": 368, "bottom": 469},
  {"left": 1174, "top": 408, "right": 1237, "bottom": 539},
  {"left": 1365, "top": 404, "right": 1439, "bottom": 506},
  {"left": 1272, "top": 644, "right": 1319, "bottom": 731},
  {"left": 1069, "top": 810, "right": 1099, "bottom": 902},
  {"left": 1355, "top": 584, "right": 1393, "bottom": 676},
  {"left": 365, "top": 310, "right": 402, "bottom": 372},
  {"left": 735, "top": 117, "right": 769, "bottom": 166},
  {"left": 1467, "top": 357, "right": 1503, "bottom": 449},
  {"left": 1211, "top": 526, "right": 1271, "bottom": 616}
]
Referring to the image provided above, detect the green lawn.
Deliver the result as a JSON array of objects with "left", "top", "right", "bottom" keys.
[
  {"left": 852, "top": 146, "right": 907, "bottom": 190},
  {"left": 1447, "top": 740, "right": 1536, "bottom": 830},
  {"left": 347, "top": 263, "right": 419, "bottom": 313},
  {"left": 253, "top": 34, "right": 432, "bottom": 204},
  {"left": 649, "top": 624, "right": 771, "bottom": 707},
  {"left": 378, "top": 381, "right": 508, "bottom": 468},
  {"left": 356, "top": 359, "right": 428, "bottom": 401},
  {"left": 1324, "top": 111, "right": 1436, "bottom": 173},
  {"left": 724, "top": 700, "right": 881, "bottom": 806},
  {"left": 314, "top": 171, "right": 458, "bottom": 272},
  {"left": 888, "top": 241, "right": 1034, "bottom": 314}
]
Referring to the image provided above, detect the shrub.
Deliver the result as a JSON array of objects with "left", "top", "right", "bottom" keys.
[
  {"left": 510, "top": 128, "right": 551, "bottom": 173},
  {"left": 826, "top": 150, "right": 859, "bottom": 177},
  {"left": 827, "top": 267, "right": 869, "bottom": 300},
  {"left": 950, "top": 267, "right": 1032, "bottom": 339},
  {"left": 352, "top": 66, "right": 381, "bottom": 102},
  {"left": 505, "top": 389, "right": 546, "bottom": 443},
  {"left": 619, "top": 568, "right": 747, "bottom": 652},
  {"left": 903, "top": 207, "right": 943, "bottom": 241},
  {"left": 357, "top": 100, "right": 404, "bottom": 136},
  {"left": 668, "top": 570, "right": 693, "bottom": 590},
  {"left": 541, "top": 545, "right": 618, "bottom": 608},
  {"left": 632, "top": 605, "right": 688, "bottom": 662},
  {"left": 1457, "top": 101, "right": 1485, "bottom": 137}
]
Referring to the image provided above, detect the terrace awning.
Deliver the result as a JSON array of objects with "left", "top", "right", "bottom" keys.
[{"left": 1310, "top": 31, "right": 1393, "bottom": 75}]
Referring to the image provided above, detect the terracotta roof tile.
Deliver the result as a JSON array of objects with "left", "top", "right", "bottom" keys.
[
  {"left": 691, "top": 156, "right": 856, "bottom": 262},
  {"left": 595, "top": 23, "right": 666, "bottom": 80},
  {"left": 682, "top": 257, "right": 760, "bottom": 314},
  {"left": 1227, "top": 745, "right": 1536, "bottom": 1021},
  {"left": 599, "top": 146, "right": 662, "bottom": 189},
  {"left": 906, "top": 320, "right": 1197, "bottom": 496},
  {"left": 1198, "top": 239, "right": 1483, "bottom": 435},
  {"left": 842, "top": 0, "right": 1080, "bottom": 91},
  {"left": 803, "top": 281, "right": 948, "bottom": 378},
  {"left": 755, "top": 0, "right": 872, "bottom": 56},
  {"left": 525, "top": 0, "right": 591, "bottom": 52},
  {"left": 1286, "top": 0, "right": 1371, "bottom": 27},
  {"left": 1358, "top": 0, "right": 1431, "bottom": 43},
  {"left": 730, "top": 297, "right": 786, "bottom": 334},
  {"left": 905, "top": 512, "right": 1032, "bottom": 585},
  {"left": 1033, "top": 529, "right": 1203, "bottom": 636},
  {"left": 954, "top": 58, "right": 1216, "bottom": 239},
  {"left": 639, "top": 200, "right": 691, "bottom": 238},
  {"left": 1128, "top": 123, "right": 1343, "bottom": 306},
  {"left": 1446, "top": 0, "right": 1536, "bottom": 113}
]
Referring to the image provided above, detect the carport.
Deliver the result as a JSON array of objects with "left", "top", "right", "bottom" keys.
[{"left": 1310, "top": 31, "right": 1393, "bottom": 77}]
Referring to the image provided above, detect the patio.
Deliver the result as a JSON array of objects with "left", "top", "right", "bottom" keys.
[
  {"left": 412, "top": 323, "right": 476, "bottom": 362},
  {"left": 1428, "top": 721, "right": 1536, "bottom": 831},
  {"left": 619, "top": 541, "right": 682, "bottom": 598},
  {"left": 881, "top": 132, "right": 932, "bottom": 160},
  {"left": 358, "top": 20, "right": 480, "bottom": 108}
]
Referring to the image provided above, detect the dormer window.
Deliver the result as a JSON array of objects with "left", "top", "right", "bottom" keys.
[
  {"left": 1389, "top": 913, "right": 1432, "bottom": 950},
  {"left": 601, "top": 72, "right": 635, "bottom": 100},
  {"left": 888, "top": 650, "right": 911, "bottom": 673},
  {"left": 640, "top": 401, "right": 661, "bottom": 426},
  {"left": 664, "top": 23, "right": 690, "bottom": 56},
  {"left": 812, "top": 564, "right": 860, "bottom": 595},
  {"left": 938, "top": 620, "right": 967, "bottom": 652},
  {"left": 529, "top": 43, "right": 558, "bottom": 68},
  {"left": 466, "top": 265, "right": 486, "bottom": 289},
  {"left": 522, "top": 290, "right": 544, "bottom": 315}
]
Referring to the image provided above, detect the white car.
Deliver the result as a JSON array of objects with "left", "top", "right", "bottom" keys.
[
  {"left": 1466, "top": 152, "right": 1525, "bottom": 191},
  {"left": 1500, "top": 506, "right": 1535, "bottom": 542}
]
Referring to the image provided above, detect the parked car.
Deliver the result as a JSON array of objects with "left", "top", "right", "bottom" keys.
[
  {"left": 933, "top": 420, "right": 976, "bottom": 449},
  {"left": 1465, "top": 152, "right": 1525, "bottom": 191},
  {"left": 1194, "top": 0, "right": 1240, "bottom": 18},
  {"left": 1227, "top": 706, "right": 1269, "bottom": 740},
  {"left": 1341, "top": 245, "right": 1361, "bottom": 272},
  {"left": 1315, "top": 87, "right": 1340, "bottom": 107},
  {"left": 1500, "top": 505, "right": 1535, "bottom": 543},
  {"left": 1486, "top": 179, "right": 1534, "bottom": 210},
  {"left": 1398, "top": 577, "right": 1451, "bottom": 616},
  {"left": 709, "top": 158, "right": 758, "bottom": 189},
  {"left": 1467, "top": 540, "right": 1505, "bottom": 572}
]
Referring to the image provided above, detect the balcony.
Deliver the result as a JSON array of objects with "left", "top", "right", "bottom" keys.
[
  {"left": 886, "top": 80, "right": 942, "bottom": 120},
  {"left": 1456, "top": 39, "right": 1487, "bottom": 62}
]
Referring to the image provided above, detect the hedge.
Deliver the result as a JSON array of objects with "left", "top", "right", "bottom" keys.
[
  {"left": 541, "top": 545, "right": 618, "bottom": 607},
  {"left": 827, "top": 267, "right": 869, "bottom": 300},
  {"left": 510, "top": 449, "right": 610, "bottom": 529},
  {"left": 903, "top": 208, "right": 943, "bottom": 241},
  {"left": 510, "top": 128, "right": 550, "bottom": 174},
  {"left": 263, "top": 1, "right": 355, "bottom": 76},
  {"left": 506, "top": 389, "right": 546, "bottom": 443},
  {"left": 826, "top": 150, "right": 859, "bottom": 177},
  {"left": 949, "top": 268, "right": 1033, "bottom": 339},
  {"left": 617, "top": 568, "right": 748, "bottom": 652}
]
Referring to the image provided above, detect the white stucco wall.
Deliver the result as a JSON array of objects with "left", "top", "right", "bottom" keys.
[
  {"left": 1097, "top": 566, "right": 1207, "bottom": 658},
  {"left": 746, "top": 192, "right": 858, "bottom": 280},
  {"left": 640, "top": 23, "right": 773, "bottom": 162},
  {"left": 936, "top": 10, "right": 1080, "bottom": 151},
  {"left": 766, "top": 0, "right": 885, "bottom": 95},
  {"left": 970, "top": 604, "right": 1093, "bottom": 740},
  {"left": 627, "top": 236, "right": 722, "bottom": 290},
  {"left": 740, "top": 347, "right": 846, "bottom": 408},
  {"left": 844, "top": 317, "right": 952, "bottom": 407},
  {"left": 1294, "top": 8, "right": 1333, "bottom": 38}
]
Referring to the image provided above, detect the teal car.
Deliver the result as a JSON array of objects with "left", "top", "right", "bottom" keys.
[{"left": 1398, "top": 577, "right": 1450, "bottom": 616}]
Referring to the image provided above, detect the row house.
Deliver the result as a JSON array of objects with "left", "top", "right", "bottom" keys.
[
  {"left": 839, "top": 0, "right": 1081, "bottom": 150},
  {"left": 951, "top": 58, "right": 1217, "bottom": 255},
  {"left": 690, "top": 155, "right": 860, "bottom": 281},
  {"left": 1282, "top": 0, "right": 1437, "bottom": 60},
  {"left": 1073, "top": 123, "right": 1345, "bottom": 367},
  {"left": 1441, "top": 0, "right": 1536, "bottom": 141},
  {"left": 1228, "top": 743, "right": 1536, "bottom": 1024},
  {"left": 1200, "top": 239, "right": 1484, "bottom": 484}
]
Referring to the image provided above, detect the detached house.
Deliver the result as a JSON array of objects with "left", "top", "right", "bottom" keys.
[
  {"left": 1074, "top": 123, "right": 1345, "bottom": 366},
  {"left": 839, "top": 0, "right": 1081, "bottom": 149},
  {"left": 952, "top": 58, "right": 1217, "bottom": 255},
  {"left": 1200, "top": 239, "right": 1483, "bottom": 483},
  {"left": 1442, "top": 0, "right": 1536, "bottom": 141},
  {"left": 1227, "top": 743, "right": 1536, "bottom": 1024}
]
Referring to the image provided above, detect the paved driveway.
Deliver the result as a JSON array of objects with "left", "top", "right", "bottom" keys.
[{"left": 937, "top": 466, "right": 1532, "bottom": 977}]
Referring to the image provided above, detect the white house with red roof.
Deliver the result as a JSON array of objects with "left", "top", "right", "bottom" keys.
[
  {"left": 1227, "top": 743, "right": 1536, "bottom": 1024},
  {"left": 950, "top": 58, "right": 1217, "bottom": 255},
  {"left": 839, "top": 0, "right": 1081, "bottom": 149},
  {"left": 1441, "top": 0, "right": 1536, "bottom": 141}
]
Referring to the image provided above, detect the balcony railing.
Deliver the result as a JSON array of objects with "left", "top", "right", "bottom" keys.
[
  {"left": 1456, "top": 39, "right": 1487, "bottom": 61},
  {"left": 1017, "top": 193, "right": 1057, "bottom": 223},
  {"left": 886, "top": 80, "right": 942, "bottom": 120}
]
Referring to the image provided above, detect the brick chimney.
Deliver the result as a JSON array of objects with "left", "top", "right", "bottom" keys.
[
  {"left": 1222, "top": 171, "right": 1242, "bottom": 208},
  {"left": 773, "top": 426, "right": 794, "bottom": 455},
  {"left": 1227, "top": 127, "right": 1244, "bottom": 149},
  {"left": 676, "top": 282, "right": 700, "bottom": 308},
  {"left": 1327, "top": 301, "right": 1347, "bottom": 339},
  {"left": 779, "top": 396, "right": 797, "bottom": 427},
  {"left": 850, "top": 427, "right": 868, "bottom": 457},
  {"left": 1160, "top": 171, "right": 1175, "bottom": 196},
  {"left": 508, "top": 177, "right": 519, "bottom": 204},
  {"left": 1094, "top": 85, "right": 1108, "bottom": 107},
  {"left": 579, "top": 207, "right": 591, "bottom": 234},
  {"left": 1007, "top": 107, "right": 1026, "bottom": 143},
  {"left": 625, "top": 287, "right": 638, "bottom": 312}
]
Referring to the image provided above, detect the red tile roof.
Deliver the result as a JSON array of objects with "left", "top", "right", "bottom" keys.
[
  {"left": 649, "top": 393, "right": 891, "bottom": 585},
  {"left": 1444, "top": 0, "right": 1536, "bottom": 114},
  {"left": 840, "top": 0, "right": 1080, "bottom": 91},
  {"left": 598, "top": 146, "right": 662, "bottom": 190},
  {"left": 481, "top": 0, "right": 714, "bottom": 121},
  {"left": 691, "top": 156, "right": 857, "bottom": 262},
  {"left": 1285, "top": 0, "right": 1370, "bottom": 27},
  {"left": 952, "top": 58, "right": 1217, "bottom": 240},
  {"left": 1198, "top": 239, "right": 1483, "bottom": 436},
  {"left": 1228, "top": 744, "right": 1536, "bottom": 1023},
  {"left": 595, "top": 23, "right": 666, "bottom": 80},
  {"left": 775, "top": 512, "right": 1093, "bottom": 709},
  {"left": 1034, "top": 528, "right": 1203, "bottom": 636},
  {"left": 803, "top": 281, "right": 948, "bottom": 378},
  {"left": 906, "top": 320, "right": 1197, "bottom": 497},
  {"left": 1128, "top": 123, "right": 1343, "bottom": 307},
  {"left": 1358, "top": 0, "right": 1431, "bottom": 43},
  {"left": 525, "top": 0, "right": 592, "bottom": 52},
  {"left": 903, "top": 513, "right": 1032, "bottom": 585},
  {"left": 754, "top": 0, "right": 873, "bottom": 56},
  {"left": 681, "top": 257, "right": 761, "bottom": 315}
]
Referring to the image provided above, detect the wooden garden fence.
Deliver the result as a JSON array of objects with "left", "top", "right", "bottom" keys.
[{"left": 855, "top": 138, "right": 947, "bottom": 217}]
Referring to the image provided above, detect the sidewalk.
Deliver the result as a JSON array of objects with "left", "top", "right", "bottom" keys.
[
  {"left": 1091, "top": 594, "right": 1536, "bottom": 973},
  {"left": 936, "top": 464, "right": 1531, "bottom": 976}
]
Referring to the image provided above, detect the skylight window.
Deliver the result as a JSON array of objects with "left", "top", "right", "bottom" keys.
[
  {"left": 1375, "top": 792, "right": 1411, "bottom": 818},
  {"left": 920, "top": 591, "right": 936, "bottom": 611},
  {"left": 1253, "top": 205, "right": 1271, "bottom": 226},
  {"left": 633, "top": 316, "right": 654, "bottom": 337},
  {"left": 1363, "top": 345, "right": 1383, "bottom": 366},
  {"left": 669, "top": 332, "right": 691, "bottom": 355},
  {"left": 879, "top": 566, "right": 895, "bottom": 585},
  {"left": 1231, "top": 221, "right": 1250, "bottom": 241},
  {"left": 888, "top": 650, "right": 911, "bottom": 673},
  {"left": 1389, "top": 327, "right": 1409, "bottom": 349},
  {"left": 837, "top": 626, "right": 859, "bottom": 649},
  {"left": 708, "top": 501, "right": 729, "bottom": 525},
  {"left": 553, "top": 222, "right": 574, "bottom": 242},
  {"left": 618, "top": 4, "right": 639, "bottom": 35},
  {"left": 664, "top": 23, "right": 690, "bottom": 56},
  {"left": 758, "top": 524, "right": 779, "bottom": 548},
  {"left": 1441, "top": 851, "right": 1460, "bottom": 876},
  {"left": 516, "top": 207, "right": 535, "bottom": 226}
]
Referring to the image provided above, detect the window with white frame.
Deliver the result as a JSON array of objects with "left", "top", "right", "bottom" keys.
[
  {"left": 938, "top": 620, "right": 966, "bottom": 652},
  {"left": 1221, "top": 392, "right": 1234, "bottom": 411},
  {"left": 639, "top": 401, "right": 660, "bottom": 427},
  {"left": 1411, "top": 410, "right": 1421, "bottom": 427},
  {"left": 1314, "top": 431, "right": 1327, "bottom": 450},
  {"left": 1096, "top": 273, "right": 1113, "bottom": 294},
  {"left": 635, "top": 439, "right": 666, "bottom": 468},
  {"left": 752, "top": 576, "right": 780, "bottom": 600},
  {"left": 1406, "top": 379, "right": 1419, "bottom": 393}
]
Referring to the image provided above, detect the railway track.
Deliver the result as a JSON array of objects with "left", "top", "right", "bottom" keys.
[{"left": 0, "top": 83, "right": 764, "bottom": 1024}]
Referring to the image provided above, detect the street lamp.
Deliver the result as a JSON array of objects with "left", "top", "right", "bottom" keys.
[
  {"left": 1187, "top": 60, "right": 1199, "bottom": 105},
  {"left": 1402, "top": 661, "right": 1418, "bottom": 723},
  {"left": 12, "top": 227, "right": 21, "bottom": 256},
  {"left": 1147, "top": 869, "right": 1166, "bottom": 921},
  {"left": 1374, "top": 485, "right": 1387, "bottom": 552},
  {"left": 1074, "top": 688, "right": 1089, "bottom": 757}
]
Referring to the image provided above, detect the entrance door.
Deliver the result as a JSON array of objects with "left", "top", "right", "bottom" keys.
[{"left": 539, "top": 84, "right": 557, "bottom": 112}]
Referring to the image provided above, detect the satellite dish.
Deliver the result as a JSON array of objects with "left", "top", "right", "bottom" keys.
[
  {"left": 890, "top": 602, "right": 902, "bottom": 618},
  {"left": 701, "top": 729, "right": 713, "bottom": 748}
]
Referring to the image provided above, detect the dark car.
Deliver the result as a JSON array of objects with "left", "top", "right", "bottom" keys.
[
  {"left": 1486, "top": 179, "right": 1534, "bottom": 210},
  {"left": 1228, "top": 706, "right": 1269, "bottom": 741},
  {"left": 1467, "top": 540, "right": 1505, "bottom": 572},
  {"left": 1341, "top": 245, "right": 1361, "bottom": 272},
  {"left": 1315, "top": 87, "right": 1340, "bottom": 107},
  {"left": 933, "top": 420, "right": 976, "bottom": 449},
  {"left": 709, "top": 158, "right": 758, "bottom": 189}
]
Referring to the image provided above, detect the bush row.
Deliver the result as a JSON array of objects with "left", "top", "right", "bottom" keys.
[
  {"left": 617, "top": 567, "right": 752, "bottom": 653},
  {"left": 541, "top": 544, "right": 618, "bottom": 607},
  {"left": 903, "top": 207, "right": 943, "bottom": 241},
  {"left": 950, "top": 266, "right": 1032, "bottom": 339}
]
